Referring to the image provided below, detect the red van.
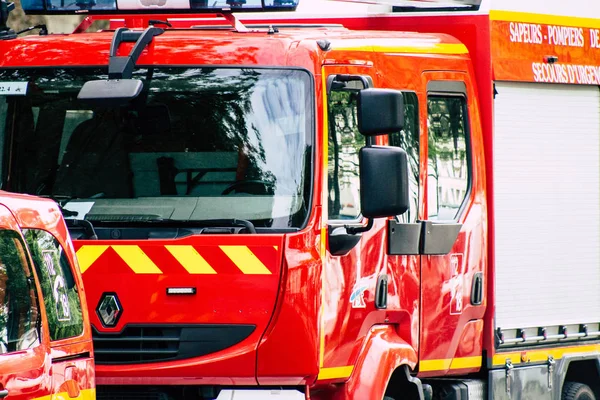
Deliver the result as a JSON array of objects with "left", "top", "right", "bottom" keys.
[{"left": 0, "top": 191, "right": 95, "bottom": 399}]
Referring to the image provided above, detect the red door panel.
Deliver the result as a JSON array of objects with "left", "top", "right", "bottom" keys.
[{"left": 419, "top": 71, "right": 487, "bottom": 377}]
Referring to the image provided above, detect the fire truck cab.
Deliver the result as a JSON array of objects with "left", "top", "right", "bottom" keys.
[
  {"left": 0, "top": 0, "right": 598, "bottom": 399},
  {"left": 0, "top": 192, "right": 95, "bottom": 399}
]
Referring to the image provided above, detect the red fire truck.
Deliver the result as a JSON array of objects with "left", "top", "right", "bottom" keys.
[
  {"left": 0, "top": 191, "right": 95, "bottom": 399},
  {"left": 0, "top": 0, "right": 598, "bottom": 398}
]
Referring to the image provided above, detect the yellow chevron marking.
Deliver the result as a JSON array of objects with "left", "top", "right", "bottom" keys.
[
  {"left": 220, "top": 245, "right": 272, "bottom": 275},
  {"left": 76, "top": 245, "right": 109, "bottom": 273},
  {"left": 317, "top": 366, "right": 354, "bottom": 380},
  {"left": 274, "top": 245, "right": 278, "bottom": 250},
  {"left": 112, "top": 245, "right": 162, "bottom": 274},
  {"left": 165, "top": 245, "right": 216, "bottom": 274},
  {"left": 420, "top": 356, "right": 482, "bottom": 372}
]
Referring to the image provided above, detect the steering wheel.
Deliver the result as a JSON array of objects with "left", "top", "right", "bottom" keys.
[{"left": 221, "top": 180, "right": 275, "bottom": 195}]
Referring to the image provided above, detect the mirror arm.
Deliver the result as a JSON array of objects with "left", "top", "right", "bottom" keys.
[
  {"left": 345, "top": 218, "right": 373, "bottom": 235},
  {"left": 108, "top": 26, "right": 164, "bottom": 79}
]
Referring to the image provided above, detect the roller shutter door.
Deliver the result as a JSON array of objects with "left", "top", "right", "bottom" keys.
[{"left": 494, "top": 82, "right": 600, "bottom": 330}]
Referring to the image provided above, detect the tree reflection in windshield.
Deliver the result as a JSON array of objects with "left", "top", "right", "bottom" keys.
[{"left": 0, "top": 68, "right": 313, "bottom": 228}]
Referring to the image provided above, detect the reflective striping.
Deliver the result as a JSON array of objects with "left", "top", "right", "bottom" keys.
[
  {"left": 419, "top": 358, "right": 451, "bottom": 372},
  {"left": 34, "top": 388, "right": 96, "bottom": 400},
  {"left": 490, "top": 10, "right": 600, "bottom": 29},
  {"left": 220, "top": 245, "right": 272, "bottom": 274},
  {"left": 75, "top": 244, "right": 276, "bottom": 275},
  {"left": 112, "top": 245, "right": 163, "bottom": 274},
  {"left": 319, "top": 70, "right": 328, "bottom": 369},
  {"left": 420, "top": 356, "right": 482, "bottom": 372},
  {"left": 76, "top": 245, "right": 109, "bottom": 273},
  {"left": 317, "top": 366, "right": 354, "bottom": 380},
  {"left": 332, "top": 42, "right": 468, "bottom": 55},
  {"left": 450, "top": 356, "right": 482, "bottom": 370},
  {"left": 165, "top": 245, "right": 217, "bottom": 274},
  {"left": 492, "top": 343, "right": 600, "bottom": 367}
]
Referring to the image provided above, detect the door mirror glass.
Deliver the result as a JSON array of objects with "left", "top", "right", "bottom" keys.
[
  {"left": 357, "top": 88, "right": 404, "bottom": 136},
  {"left": 327, "top": 86, "right": 366, "bottom": 221},
  {"left": 360, "top": 146, "right": 410, "bottom": 218}
]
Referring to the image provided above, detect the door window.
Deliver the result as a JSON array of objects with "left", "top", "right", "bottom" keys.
[
  {"left": 427, "top": 95, "right": 470, "bottom": 220},
  {"left": 388, "top": 92, "right": 420, "bottom": 223},
  {"left": 0, "top": 230, "right": 40, "bottom": 353},
  {"left": 23, "top": 229, "right": 83, "bottom": 341},
  {"left": 327, "top": 84, "right": 366, "bottom": 220}
]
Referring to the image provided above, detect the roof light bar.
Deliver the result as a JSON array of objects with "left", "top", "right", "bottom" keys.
[{"left": 22, "top": 0, "right": 299, "bottom": 15}]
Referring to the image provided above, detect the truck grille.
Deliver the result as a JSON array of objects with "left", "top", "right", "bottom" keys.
[{"left": 93, "top": 324, "right": 255, "bottom": 364}]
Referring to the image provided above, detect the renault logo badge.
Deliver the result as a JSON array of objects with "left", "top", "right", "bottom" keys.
[{"left": 96, "top": 293, "right": 122, "bottom": 327}]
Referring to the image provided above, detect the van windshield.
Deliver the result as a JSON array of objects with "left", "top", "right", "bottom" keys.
[{"left": 0, "top": 68, "right": 313, "bottom": 229}]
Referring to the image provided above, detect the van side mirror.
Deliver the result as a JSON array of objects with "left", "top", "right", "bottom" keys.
[
  {"left": 360, "top": 146, "right": 409, "bottom": 218},
  {"left": 357, "top": 88, "right": 404, "bottom": 136}
]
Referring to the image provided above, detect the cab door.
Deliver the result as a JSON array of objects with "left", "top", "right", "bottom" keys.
[
  {"left": 320, "top": 65, "right": 422, "bottom": 381},
  {"left": 0, "top": 204, "right": 52, "bottom": 400},
  {"left": 320, "top": 65, "right": 386, "bottom": 379},
  {"left": 418, "top": 72, "right": 487, "bottom": 377}
]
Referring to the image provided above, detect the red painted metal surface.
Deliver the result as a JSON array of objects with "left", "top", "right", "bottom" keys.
[
  {"left": 256, "top": 209, "right": 323, "bottom": 385},
  {"left": 76, "top": 235, "right": 284, "bottom": 384},
  {"left": 418, "top": 70, "right": 487, "bottom": 377},
  {"left": 0, "top": 202, "right": 53, "bottom": 400},
  {"left": 312, "top": 325, "right": 418, "bottom": 400},
  {"left": 0, "top": 17, "right": 491, "bottom": 396},
  {"left": 0, "top": 192, "right": 95, "bottom": 399}
]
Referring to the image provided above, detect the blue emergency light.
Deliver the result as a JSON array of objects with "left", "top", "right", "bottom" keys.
[{"left": 21, "top": 0, "right": 298, "bottom": 14}]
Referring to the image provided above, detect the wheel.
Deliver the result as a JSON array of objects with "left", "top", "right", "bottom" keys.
[{"left": 562, "top": 382, "right": 596, "bottom": 400}]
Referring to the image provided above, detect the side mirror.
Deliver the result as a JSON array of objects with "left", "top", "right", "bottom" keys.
[
  {"left": 357, "top": 88, "right": 404, "bottom": 136},
  {"left": 360, "top": 146, "right": 409, "bottom": 218},
  {"left": 77, "top": 79, "right": 143, "bottom": 107}
]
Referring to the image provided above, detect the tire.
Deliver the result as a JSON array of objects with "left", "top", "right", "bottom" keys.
[{"left": 562, "top": 382, "right": 596, "bottom": 400}]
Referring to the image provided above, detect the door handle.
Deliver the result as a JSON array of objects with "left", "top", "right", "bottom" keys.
[
  {"left": 375, "top": 274, "right": 388, "bottom": 309},
  {"left": 0, "top": 389, "right": 9, "bottom": 398}
]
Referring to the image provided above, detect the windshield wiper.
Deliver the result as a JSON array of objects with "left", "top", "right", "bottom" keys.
[
  {"left": 149, "top": 218, "right": 257, "bottom": 234},
  {"left": 86, "top": 215, "right": 257, "bottom": 234},
  {"left": 65, "top": 219, "right": 98, "bottom": 240},
  {"left": 197, "top": 219, "right": 257, "bottom": 234}
]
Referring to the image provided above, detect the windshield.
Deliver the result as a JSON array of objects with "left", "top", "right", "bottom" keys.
[{"left": 0, "top": 68, "right": 313, "bottom": 229}]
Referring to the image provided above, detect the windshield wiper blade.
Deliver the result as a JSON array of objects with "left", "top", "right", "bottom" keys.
[
  {"left": 87, "top": 216, "right": 257, "bottom": 234},
  {"left": 197, "top": 219, "right": 257, "bottom": 234},
  {"left": 65, "top": 219, "right": 98, "bottom": 240},
  {"left": 151, "top": 218, "right": 257, "bottom": 234}
]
